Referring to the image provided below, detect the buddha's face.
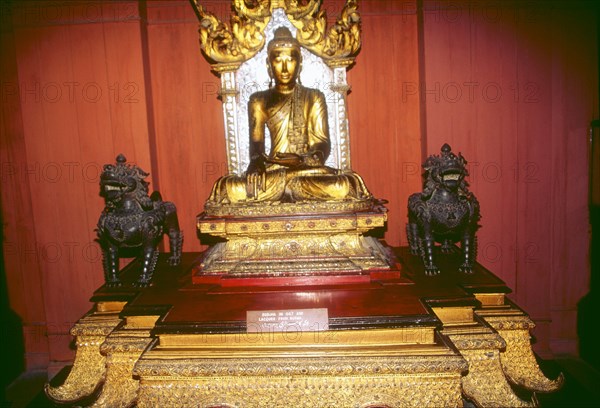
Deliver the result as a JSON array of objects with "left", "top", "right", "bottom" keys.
[{"left": 268, "top": 46, "right": 301, "bottom": 87}]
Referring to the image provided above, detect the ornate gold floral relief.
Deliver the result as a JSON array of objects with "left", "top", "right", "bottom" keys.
[
  {"left": 482, "top": 315, "right": 565, "bottom": 393},
  {"left": 134, "top": 353, "right": 467, "bottom": 407},
  {"left": 45, "top": 315, "right": 122, "bottom": 403},
  {"left": 191, "top": 0, "right": 271, "bottom": 64},
  {"left": 136, "top": 375, "right": 464, "bottom": 408},
  {"left": 446, "top": 331, "right": 535, "bottom": 407},
  {"left": 286, "top": 0, "right": 361, "bottom": 61},
  {"left": 191, "top": 0, "right": 361, "bottom": 66},
  {"left": 91, "top": 333, "right": 154, "bottom": 408}
]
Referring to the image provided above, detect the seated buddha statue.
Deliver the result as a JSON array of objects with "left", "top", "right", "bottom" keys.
[{"left": 208, "top": 27, "right": 371, "bottom": 205}]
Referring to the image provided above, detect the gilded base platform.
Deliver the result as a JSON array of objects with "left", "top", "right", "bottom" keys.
[
  {"left": 46, "top": 247, "right": 563, "bottom": 407},
  {"left": 195, "top": 204, "right": 391, "bottom": 283},
  {"left": 134, "top": 349, "right": 466, "bottom": 407}
]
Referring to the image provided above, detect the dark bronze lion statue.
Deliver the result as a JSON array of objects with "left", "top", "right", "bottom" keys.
[
  {"left": 97, "top": 154, "right": 183, "bottom": 287},
  {"left": 407, "top": 144, "right": 480, "bottom": 276}
]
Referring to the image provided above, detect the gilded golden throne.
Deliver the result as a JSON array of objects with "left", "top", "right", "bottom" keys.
[{"left": 192, "top": 0, "right": 395, "bottom": 282}]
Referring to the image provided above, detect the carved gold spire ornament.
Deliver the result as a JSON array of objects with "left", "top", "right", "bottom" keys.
[
  {"left": 286, "top": 0, "right": 361, "bottom": 62},
  {"left": 191, "top": 0, "right": 271, "bottom": 66},
  {"left": 190, "top": 0, "right": 362, "bottom": 67}
]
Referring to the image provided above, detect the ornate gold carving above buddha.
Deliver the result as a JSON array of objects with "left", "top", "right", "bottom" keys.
[
  {"left": 286, "top": 0, "right": 361, "bottom": 62},
  {"left": 190, "top": 0, "right": 361, "bottom": 66},
  {"left": 207, "top": 27, "right": 371, "bottom": 208}
]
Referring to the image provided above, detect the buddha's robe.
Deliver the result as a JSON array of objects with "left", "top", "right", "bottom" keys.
[{"left": 209, "top": 85, "right": 370, "bottom": 204}]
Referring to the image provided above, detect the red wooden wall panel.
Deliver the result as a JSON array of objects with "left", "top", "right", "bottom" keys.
[
  {"left": 544, "top": 5, "right": 595, "bottom": 355},
  {"left": 1, "top": 23, "right": 49, "bottom": 371},
  {"left": 0, "top": 0, "right": 595, "bottom": 371},
  {"left": 143, "top": 0, "right": 226, "bottom": 253},
  {"left": 348, "top": 0, "right": 423, "bottom": 247},
  {"left": 422, "top": 0, "right": 596, "bottom": 356},
  {"left": 422, "top": 0, "right": 521, "bottom": 291},
  {"left": 3, "top": 1, "right": 154, "bottom": 373}
]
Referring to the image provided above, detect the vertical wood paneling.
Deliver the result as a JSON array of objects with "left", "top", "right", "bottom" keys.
[
  {"left": 514, "top": 3, "right": 555, "bottom": 354},
  {"left": 545, "top": 6, "right": 595, "bottom": 355},
  {"left": 6, "top": 1, "right": 153, "bottom": 370},
  {"left": 1, "top": 21, "right": 49, "bottom": 371},
  {"left": 349, "top": 0, "right": 422, "bottom": 246},
  {"left": 16, "top": 22, "right": 89, "bottom": 364},
  {"left": 422, "top": 0, "right": 520, "bottom": 291},
  {"left": 143, "top": 0, "right": 226, "bottom": 253},
  {"left": 422, "top": 0, "right": 596, "bottom": 356}
]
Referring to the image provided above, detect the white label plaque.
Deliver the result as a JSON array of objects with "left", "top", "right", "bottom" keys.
[{"left": 246, "top": 308, "right": 329, "bottom": 333}]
